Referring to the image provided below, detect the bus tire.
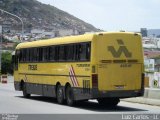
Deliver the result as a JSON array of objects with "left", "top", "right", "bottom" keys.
[
  {"left": 22, "top": 83, "right": 30, "bottom": 98},
  {"left": 56, "top": 85, "right": 64, "bottom": 104},
  {"left": 66, "top": 85, "right": 74, "bottom": 106},
  {"left": 97, "top": 98, "right": 119, "bottom": 107}
]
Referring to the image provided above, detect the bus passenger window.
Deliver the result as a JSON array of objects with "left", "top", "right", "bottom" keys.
[
  {"left": 49, "top": 46, "right": 56, "bottom": 61},
  {"left": 20, "top": 49, "right": 22, "bottom": 62},
  {"left": 75, "top": 42, "right": 91, "bottom": 61},
  {"left": 59, "top": 45, "right": 67, "bottom": 61},
  {"left": 19, "top": 50, "right": 22, "bottom": 62},
  {"left": 26, "top": 49, "right": 30, "bottom": 62},
  {"left": 23, "top": 49, "right": 27, "bottom": 62},
  {"left": 34, "top": 48, "right": 38, "bottom": 62},
  {"left": 67, "top": 45, "right": 75, "bottom": 61},
  {"left": 38, "top": 48, "right": 43, "bottom": 61},
  {"left": 43, "top": 47, "right": 49, "bottom": 61},
  {"left": 75, "top": 44, "right": 81, "bottom": 61},
  {"left": 86, "top": 43, "right": 91, "bottom": 60},
  {"left": 29, "top": 48, "right": 33, "bottom": 62},
  {"left": 55, "top": 46, "right": 59, "bottom": 61},
  {"left": 80, "top": 43, "right": 87, "bottom": 61}
]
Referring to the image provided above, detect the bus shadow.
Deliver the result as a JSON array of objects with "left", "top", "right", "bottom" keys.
[
  {"left": 74, "top": 101, "right": 147, "bottom": 112},
  {"left": 16, "top": 96, "right": 148, "bottom": 112}
]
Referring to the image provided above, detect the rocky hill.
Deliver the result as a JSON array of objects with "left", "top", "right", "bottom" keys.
[{"left": 0, "top": 0, "right": 99, "bottom": 33}]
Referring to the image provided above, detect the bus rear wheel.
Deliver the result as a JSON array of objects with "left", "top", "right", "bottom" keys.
[
  {"left": 66, "top": 85, "right": 74, "bottom": 106},
  {"left": 22, "top": 83, "right": 30, "bottom": 98},
  {"left": 97, "top": 98, "right": 120, "bottom": 107},
  {"left": 56, "top": 85, "right": 64, "bottom": 104}
]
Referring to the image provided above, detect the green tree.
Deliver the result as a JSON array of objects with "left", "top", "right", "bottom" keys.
[{"left": 1, "top": 51, "right": 13, "bottom": 74}]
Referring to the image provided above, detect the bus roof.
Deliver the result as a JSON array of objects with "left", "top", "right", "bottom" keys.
[
  {"left": 16, "top": 32, "right": 140, "bottom": 49},
  {"left": 16, "top": 33, "right": 95, "bottom": 49}
]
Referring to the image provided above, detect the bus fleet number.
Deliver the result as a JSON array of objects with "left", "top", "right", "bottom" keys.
[{"left": 28, "top": 65, "right": 37, "bottom": 70}]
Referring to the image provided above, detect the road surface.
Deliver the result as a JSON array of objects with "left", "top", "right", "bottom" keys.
[{"left": 0, "top": 83, "right": 160, "bottom": 114}]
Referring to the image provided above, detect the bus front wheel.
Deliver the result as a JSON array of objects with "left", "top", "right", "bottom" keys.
[
  {"left": 66, "top": 85, "right": 74, "bottom": 106},
  {"left": 22, "top": 83, "right": 30, "bottom": 98}
]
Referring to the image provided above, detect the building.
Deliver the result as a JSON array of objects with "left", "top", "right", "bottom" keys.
[
  {"left": 141, "top": 28, "right": 148, "bottom": 37},
  {"left": 2, "top": 21, "right": 12, "bottom": 33},
  {"left": 144, "top": 51, "right": 160, "bottom": 59},
  {"left": 31, "top": 29, "right": 45, "bottom": 35},
  {"left": 143, "top": 37, "right": 160, "bottom": 49},
  {"left": 58, "top": 29, "right": 79, "bottom": 37}
]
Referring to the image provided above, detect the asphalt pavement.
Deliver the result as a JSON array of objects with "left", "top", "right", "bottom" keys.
[{"left": 1, "top": 76, "right": 160, "bottom": 120}]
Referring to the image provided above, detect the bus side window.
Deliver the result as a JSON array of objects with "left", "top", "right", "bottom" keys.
[
  {"left": 49, "top": 46, "right": 56, "bottom": 61},
  {"left": 75, "top": 44, "right": 81, "bottom": 61},
  {"left": 55, "top": 46, "right": 59, "bottom": 61},
  {"left": 26, "top": 49, "right": 29, "bottom": 62},
  {"left": 75, "top": 42, "right": 91, "bottom": 61},
  {"left": 48, "top": 47, "right": 51, "bottom": 61},
  {"left": 64, "top": 45, "right": 67, "bottom": 60},
  {"left": 38, "top": 48, "right": 43, "bottom": 62},
  {"left": 19, "top": 50, "right": 22, "bottom": 62},
  {"left": 43, "top": 47, "right": 49, "bottom": 62},
  {"left": 30, "top": 48, "right": 37, "bottom": 62},
  {"left": 21, "top": 49, "right": 24, "bottom": 62},
  {"left": 47, "top": 47, "right": 50, "bottom": 61},
  {"left": 24, "top": 49, "right": 27, "bottom": 62},
  {"left": 86, "top": 43, "right": 91, "bottom": 60},
  {"left": 67, "top": 44, "right": 75, "bottom": 61},
  {"left": 30, "top": 48, "right": 33, "bottom": 62},
  {"left": 59, "top": 45, "right": 67, "bottom": 61},
  {"left": 59, "top": 46, "right": 64, "bottom": 61},
  {"left": 36, "top": 48, "right": 39, "bottom": 62},
  {"left": 34, "top": 48, "right": 38, "bottom": 62},
  {"left": 79, "top": 43, "right": 90, "bottom": 61}
]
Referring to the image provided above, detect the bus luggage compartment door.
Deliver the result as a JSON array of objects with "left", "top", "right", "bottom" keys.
[{"left": 98, "top": 63, "right": 142, "bottom": 91}]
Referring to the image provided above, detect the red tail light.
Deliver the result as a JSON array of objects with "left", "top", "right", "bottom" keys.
[{"left": 92, "top": 74, "right": 98, "bottom": 88}]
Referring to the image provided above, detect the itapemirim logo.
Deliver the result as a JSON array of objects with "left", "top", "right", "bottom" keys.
[{"left": 108, "top": 39, "right": 132, "bottom": 58}]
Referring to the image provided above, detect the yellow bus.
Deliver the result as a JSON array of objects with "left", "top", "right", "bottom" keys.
[{"left": 13, "top": 32, "right": 144, "bottom": 106}]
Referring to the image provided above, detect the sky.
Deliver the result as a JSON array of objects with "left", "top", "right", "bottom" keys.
[{"left": 37, "top": 0, "right": 160, "bottom": 31}]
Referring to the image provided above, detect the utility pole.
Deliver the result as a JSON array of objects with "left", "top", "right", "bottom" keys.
[
  {"left": 0, "top": 8, "right": 24, "bottom": 42},
  {"left": 0, "top": 25, "right": 2, "bottom": 71}
]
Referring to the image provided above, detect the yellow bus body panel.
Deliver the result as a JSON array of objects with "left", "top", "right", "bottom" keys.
[
  {"left": 17, "top": 62, "right": 91, "bottom": 87},
  {"left": 93, "top": 33, "right": 144, "bottom": 91}
]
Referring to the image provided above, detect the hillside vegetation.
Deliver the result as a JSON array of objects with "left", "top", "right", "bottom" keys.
[{"left": 0, "top": 0, "right": 99, "bottom": 33}]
